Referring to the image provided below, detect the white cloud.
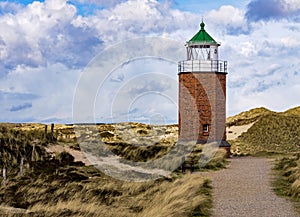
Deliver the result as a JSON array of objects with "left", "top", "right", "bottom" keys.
[
  {"left": 0, "top": 63, "right": 80, "bottom": 123},
  {"left": 72, "top": 0, "right": 198, "bottom": 44},
  {"left": 0, "top": 0, "right": 299, "bottom": 122},
  {"left": 0, "top": 0, "right": 101, "bottom": 72},
  {"left": 283, "top": 0, "right": 300, "bottom": 12},
  {"left": 73, "top": 0, "right": 127, "bottom": 8},
  {"left": 220, "top": 18, "right": 300, "bottom": 115},
  {"left": 206, "top": 5, "right": 248, "bottom": 35},
  {"left": 92, "top": 57, "right": 179, "bottom": 123},
  {"left": 281, "top": 36, "right": 300, "bottom": 47},
  {"left": 0, "top": 1, "right": 23, "bottom": 13},
  {"left": 228, "top": 74, "right": 300, "bottom": 115},
  {"left": 239, "top": 41, "right": 257, "bottom": 57}
]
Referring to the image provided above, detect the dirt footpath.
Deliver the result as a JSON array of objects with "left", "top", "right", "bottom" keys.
[{"left": 202, "top": 157, "right": 299, "bottom": 217}]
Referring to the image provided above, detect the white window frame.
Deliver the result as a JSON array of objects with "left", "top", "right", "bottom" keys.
[{"left": 203, "top": 124, "right": 209, "bottom": 133}]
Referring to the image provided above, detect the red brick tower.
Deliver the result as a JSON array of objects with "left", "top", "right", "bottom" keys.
[{"left": 178, "top": 21, "right": 230, "bottom": 155}]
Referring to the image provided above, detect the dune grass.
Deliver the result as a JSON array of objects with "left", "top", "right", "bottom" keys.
[
  {"left": 0, "top": 162, "right": 212, "bottom": 217},
  {"left": 29, "top": 175, "right": 212, "bottom": 217},
  {"left": 229, "top": 113, "right": 300, "bottom": 156},
  {"left": 272, "top": 153, "right": 300, "bottom": 213},
  {"left": 226, "top": 107, "right": 274, "bottom": 127},
  {"left": 282, "top": 106, "right": 300, "bottom": 117},
  {"left": 0, "top": 124, "right": 48, "bottom": 167},
  {"left": 0, "top": 123, "right": 220, "bottom": 217}
]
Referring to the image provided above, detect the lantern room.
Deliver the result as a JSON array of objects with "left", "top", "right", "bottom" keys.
[{"left": 178, "top": 22, "right": 227, "bottom": 73}]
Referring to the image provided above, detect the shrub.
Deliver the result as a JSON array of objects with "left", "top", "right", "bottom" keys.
[{"left": 56, "top": 151, "right": 74, "bottom": 165}]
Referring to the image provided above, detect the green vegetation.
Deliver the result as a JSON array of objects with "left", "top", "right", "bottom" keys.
[{"left": 272, "top": 153, "right": 300, "bottom": 213}]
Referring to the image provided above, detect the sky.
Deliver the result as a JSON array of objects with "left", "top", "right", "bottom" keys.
[{"left": 0, "top": 0, "right": 299, "bottom": 124}]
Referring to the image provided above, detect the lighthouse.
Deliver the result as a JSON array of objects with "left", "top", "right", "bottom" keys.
[{"left": 178, "top": 21, "right": 230, "bottom": 156}]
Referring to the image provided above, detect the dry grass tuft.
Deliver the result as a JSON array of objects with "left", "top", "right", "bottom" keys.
[{"left": 141, "top": 175, "right": 212, "bottom": 217}]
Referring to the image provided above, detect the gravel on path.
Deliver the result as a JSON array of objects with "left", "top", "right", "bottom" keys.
[{"left": 201, "top": 157, "right": 299, "bottom": 217}]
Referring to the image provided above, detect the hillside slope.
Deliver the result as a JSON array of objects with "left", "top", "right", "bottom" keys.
[
  {"left": 226, "top": 107, "right": 275, "bottom": 126},
  {"left": 227, "top": 106, "right": 300, "bottom": 155},
  {"left": 282, "top": 106, "right": 300, "bottom": 117}
]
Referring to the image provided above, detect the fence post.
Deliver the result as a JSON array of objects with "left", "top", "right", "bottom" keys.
[
  {"left": 31, "top": 144, "right": 36, "bottom": 162},
  {"left": 51, "top": 123, "right": 54, "bottom": 141},
  {"left": 20, "top": 157, "right": 24, "bottom": 176},
  {"left": 44, "top": 125, "right": 48, "bottom": 139},
  {"left": 3, "top": 167, "right": 6, "bottom": 186}
]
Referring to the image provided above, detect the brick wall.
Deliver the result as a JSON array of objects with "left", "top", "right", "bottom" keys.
[{"left": 178, "top": 72, "right": 226, "bottom": 142}]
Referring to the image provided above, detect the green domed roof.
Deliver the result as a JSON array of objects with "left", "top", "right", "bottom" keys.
[{"left": 188, "top": 22, "right": 218, "bottom": 45}]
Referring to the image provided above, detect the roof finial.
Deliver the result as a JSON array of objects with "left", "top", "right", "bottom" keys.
[{"left": 200, "top": 17, "right": 205, "bottom": 30}]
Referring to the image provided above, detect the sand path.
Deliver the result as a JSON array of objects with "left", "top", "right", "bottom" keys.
[{"left": 201, "top": 157, "right": 299, "bottom": 217}]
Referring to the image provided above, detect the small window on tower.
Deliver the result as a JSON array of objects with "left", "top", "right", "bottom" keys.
[{"left": 203, "top": 124, "right": 209, "bottom": 133}]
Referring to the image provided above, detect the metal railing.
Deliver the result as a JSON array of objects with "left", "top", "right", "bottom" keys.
[{"left": 178, "top": 60, "right": 227, "bottom": 73}]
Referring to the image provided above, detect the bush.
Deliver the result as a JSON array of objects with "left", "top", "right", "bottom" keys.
[{"left": 56, "top": 151, "right": 74, "bottom": 165}]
